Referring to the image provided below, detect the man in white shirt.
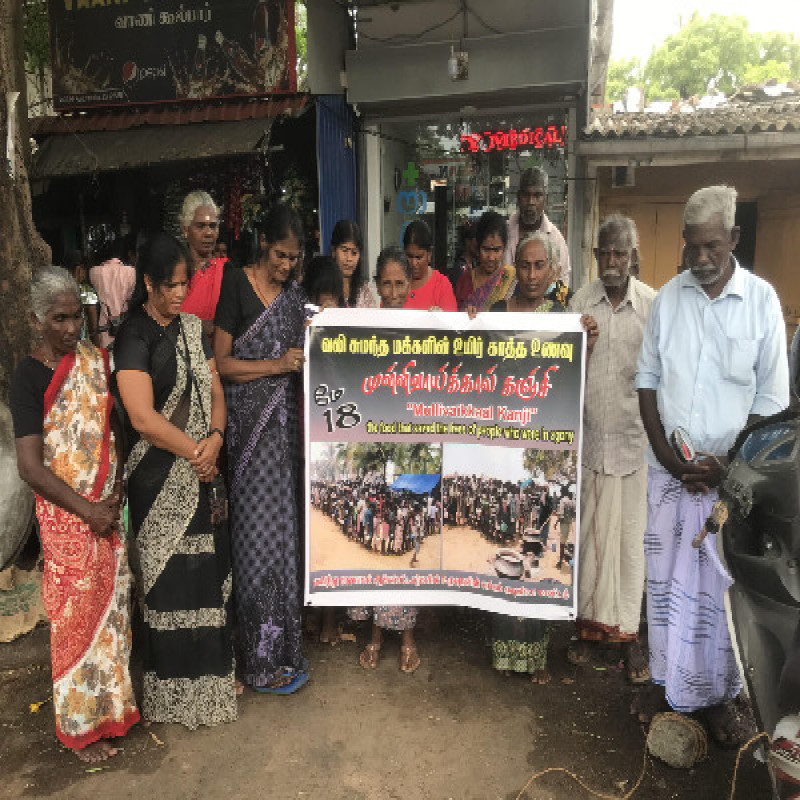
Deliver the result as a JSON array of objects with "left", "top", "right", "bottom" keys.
[
  {"left": 635, "top": 185, "right": 789, "bottom": 746},
  {"left": 504, "top": 167, "right": 570, "bottom": 285}
]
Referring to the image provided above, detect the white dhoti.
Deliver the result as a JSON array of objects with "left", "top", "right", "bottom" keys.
[
  {"left": 577, "top": 465, "right": 647, "bottom": 641},
  {"left": 644, "top": 467, "right": 741, "bottom": 712}
]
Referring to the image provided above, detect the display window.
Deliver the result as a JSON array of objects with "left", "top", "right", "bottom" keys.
[{"left": 379, "top": 111, "right": 568, "bottom": 274}]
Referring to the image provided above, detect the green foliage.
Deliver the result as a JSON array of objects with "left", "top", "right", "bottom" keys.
[
  {"left": 607, "top": 13, "right": 800, "bottom": 104},
  {"left": 296, "top": 0, "right": 307, "bottom": 90},
  {"left": 522, "top": 449, "right": 571, "bottom": 481},
  {"left": 742, "top": 60, "right": 793, "bottom": 86},
  {"left": 643, "top": 13, "right": 758, "bottom": 98},
  {"left": 23, "top": 0, "right": 50, "bottom": 73},
  {"left": 328, "top": 442, "right": 441, "bottom": 482},
  {"left": 605, "top": 57, "right": 641, "bottom": 104}
]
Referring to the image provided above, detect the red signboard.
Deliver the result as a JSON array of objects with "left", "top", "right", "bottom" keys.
[{"left": 460, "top": 126, "right": 566, "bottom": 154}]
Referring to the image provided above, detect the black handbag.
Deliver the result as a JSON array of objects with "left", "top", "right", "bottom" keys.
[{"left": 177, "top": 318, "right": 228, "bottom": 526}]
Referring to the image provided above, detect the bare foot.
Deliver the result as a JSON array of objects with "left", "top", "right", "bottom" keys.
[
  {"left": 531, "top": 669, "right": 551, "bottom": 685},
  {"left": 75, "top": 741, "right": 117, "bottom": 763}
]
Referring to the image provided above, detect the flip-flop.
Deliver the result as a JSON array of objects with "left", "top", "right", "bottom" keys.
[
  {"left": 400, "top": 645, "right": 420, "bottom": 674},
  {"left": 253, "top": 670, "right": 309, "bottom": 695}
]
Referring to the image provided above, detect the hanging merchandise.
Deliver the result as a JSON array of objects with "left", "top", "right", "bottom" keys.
[{"left": 228, "top": 176, "right": 243, "bottom": 240}]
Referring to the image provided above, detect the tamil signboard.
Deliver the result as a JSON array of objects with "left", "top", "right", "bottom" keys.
[
  {"left": 304, "top": 309, "right": 586, "bottom": 620},
  {"left": 48, "top": 0, "right": 296, "bottom": 110}
]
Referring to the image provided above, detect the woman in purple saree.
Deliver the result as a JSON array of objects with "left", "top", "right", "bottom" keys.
[{"left": 214, "top": 205, "right": 308, "bottom": 693}]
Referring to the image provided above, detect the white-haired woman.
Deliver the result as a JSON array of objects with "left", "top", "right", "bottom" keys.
[
  {"left": 488, "top": 233, "right": 597, "bottom": 683},
  {"left": 180, "top": 190, "right": 227, "bottom": 337},
  {"left": 9, "top": 267, "right": 139, "bottom": 762}
]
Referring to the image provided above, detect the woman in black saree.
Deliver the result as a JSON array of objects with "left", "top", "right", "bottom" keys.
[
  {"left": 114, "top": 233, "right": 237, "bottom": 727},
  {"left": 213, "top": 204, "right": 308, "bottom": 693}
]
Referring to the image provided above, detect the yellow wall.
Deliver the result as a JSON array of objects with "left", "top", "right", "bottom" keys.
[{"left": 597, "top": 160, "right": 800, "bottom": 342}]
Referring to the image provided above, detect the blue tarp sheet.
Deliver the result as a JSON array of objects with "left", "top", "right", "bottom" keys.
[{"left": 389, "top": 474, "right": 440, "bottom": 494}]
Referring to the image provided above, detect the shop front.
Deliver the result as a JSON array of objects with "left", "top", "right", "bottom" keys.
[
  {"left": 376, "top": 111, "right": 568, "bottom": 273},
  {"left": 29, "top": 97, "right": 311, "bottom": 267},
  {"left": 340, "top": 0, "right": 595, "bottom": 283}
]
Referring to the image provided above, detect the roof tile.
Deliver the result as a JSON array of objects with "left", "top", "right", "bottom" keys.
[{"left": 584, "top": 94, "right": 800, "bottom": 140}]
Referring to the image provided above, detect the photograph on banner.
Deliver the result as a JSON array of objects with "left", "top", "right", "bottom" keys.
[
  {"left": 441, "top": 444, "right": 576, "bottom": 585},
  {"left": 309, "top": 442, "right": 442, "bottom": 572},
  {"left": 305, "top": 308, "right": 584, "bottom": 619}
]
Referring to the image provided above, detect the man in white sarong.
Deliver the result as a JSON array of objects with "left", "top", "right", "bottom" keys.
[
  {"left": 636, "top": 185, "right": 789, "bottom": 746},
  {"left": 568, "top": 215, "right": 655, "bottom": 683}
]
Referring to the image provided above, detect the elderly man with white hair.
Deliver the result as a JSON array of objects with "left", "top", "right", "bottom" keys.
[
  {"left": 568, "top": 214, "right": 655, "bottom": 683},
  {"left": 635, "top": 185, "right": 789, "bottom": 745}
]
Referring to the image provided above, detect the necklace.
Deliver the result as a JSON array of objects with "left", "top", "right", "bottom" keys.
[
  {"left": 143, "top": 302, "right": 170, "bottom": 327},
  {"left": 250, "top": 266, "right": 276, "bottom": 308}
]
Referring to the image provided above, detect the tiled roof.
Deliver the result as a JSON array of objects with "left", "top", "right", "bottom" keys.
[
  {"left": 584, "top": 94, "right": 800, "bottom": 140},
  {"left": 29, "top": 96, "right": 307, "bottom": 137}
]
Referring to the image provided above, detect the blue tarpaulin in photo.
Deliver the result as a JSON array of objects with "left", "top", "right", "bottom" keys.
[{"left": 389, "top": 474, "right": 440, "bottom": 494}]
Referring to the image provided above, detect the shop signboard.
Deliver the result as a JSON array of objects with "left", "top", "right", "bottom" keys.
[
  {"left": 48, "top": 0, "right": 296, "bottom": 110},
  {"left": 460, "top": 125, "right": 567, "bottom": 154},
  {"left": 305, "top": 309, "right": 586, "bottom": 620}
]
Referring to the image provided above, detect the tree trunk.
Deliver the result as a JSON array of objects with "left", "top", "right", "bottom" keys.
[{"left": 0, "top": 0, "right": 51, "bottom": 400}]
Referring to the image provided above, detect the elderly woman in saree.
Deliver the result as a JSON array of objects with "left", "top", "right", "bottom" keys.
[
  {"left": 213, "top": 204, "right": 309, "bottom": 694},
  {"left": 114, "top": 233, "right": 237, "bottom": 728},
  {"left": 486, "top": 232, "right": 597, "bottom": 683},
  {"left": 348, "top": 246, "right": 421, "bottom": 674},
  {"left": 455, "top": 210, "right": 516, "bottom": 312},
  {"left": 180, "top": 190, "right": 227, "bottom": 338},
  {"left": 10, "top": 267, "right": 139, "bottom": 762}
]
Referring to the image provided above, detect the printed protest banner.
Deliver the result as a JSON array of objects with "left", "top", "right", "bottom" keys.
[
  {"left": 49, "top": 0, "right": 296, "bottom": 109},
  {"left": 305, "top": 309, "right": 586, "bottom": 620}
]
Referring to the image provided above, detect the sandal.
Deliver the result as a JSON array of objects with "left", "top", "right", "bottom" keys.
[
  {"left": 253, "top": 668, "right": 309, "bottom": 695},
  {"left": 623, "top": 641, "right": 651, "bottom": 685},
  {"left": 699, "top": 700, "right": 754, "bottom": 749},
  {"left": 400, "top": 645, "right": 420, "bottom": 674},
  {"left": 359, "top": 643, "right": 380, "bottom": 670},
  {"left": 566, "top": 641, "right": 591, "bottom": 666}
]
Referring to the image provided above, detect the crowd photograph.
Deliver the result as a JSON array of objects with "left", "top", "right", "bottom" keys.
[
  {"left": 3, "top": 2, "right": 800, "bottom": 796},
  {"left": 441, "top": 444, "right": 577, "bottom": 586},
  {"left": 308, "top": 442, "right": 442, "bottom": 571}
]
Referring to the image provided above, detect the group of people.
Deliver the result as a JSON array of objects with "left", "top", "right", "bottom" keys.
[
  {"left": 8, "top": 169, "right": 794, "bottom": 761},
  {"left": 311, "top": 480, "right": 436, "bottom": 560},
  {"left": 442, "top": 475, "right": 576, "bottom": 558}
]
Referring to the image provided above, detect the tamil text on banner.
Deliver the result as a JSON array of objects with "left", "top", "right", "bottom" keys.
[
  {"left": 49, "top": 0, "right": 296, "bottom": 109},
  {"left": 305, "top": 308, "right": 585, "bottom": 620}
]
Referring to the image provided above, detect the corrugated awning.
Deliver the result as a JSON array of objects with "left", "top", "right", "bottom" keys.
[
  {"left": 29, "top": 96, "right": 307, "bottom": 135},
  {"left": 32, "top": 116, "right": 275, "bottom": 178}
]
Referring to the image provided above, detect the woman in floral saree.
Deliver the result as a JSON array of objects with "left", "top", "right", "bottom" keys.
[
  {"left": 10, "top": 267, "right": 138, "bottom": 762},
  {"left": 455, "top": 210, "right": 516, "bottom": 312}
]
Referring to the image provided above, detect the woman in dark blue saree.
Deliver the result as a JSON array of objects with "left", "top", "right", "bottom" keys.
[{"left": 214, "top": 205, "right": 308, "bottom": 693}]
